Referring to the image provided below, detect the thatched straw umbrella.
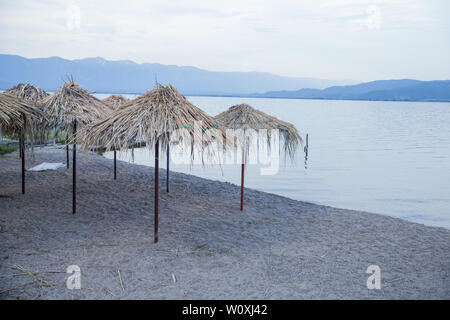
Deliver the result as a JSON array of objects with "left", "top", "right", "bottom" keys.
[
  {"left": 4, "top": 83, "right": 49, "bottom": 102},
  {"left": 0, "top": 93, "right": 41, "bottom": 136},
  {"left": 80, "top": 84, "right": 224, "bottom": 243},
  {"left": 4, "top": 83, "right": 49, "bottom": 155},
  {"left": 39, "top": 81, "right": 110, "bottom": 214},
  {"left": 103, "top": 95, "right": 130, "bottom": 109},
  {"left": 103, "top": 94, "right": 131, "bottom": 179},
  {"left": 0, "top": 92, "right": 44, "bottom": 194},
  {"left": 215, "top": 103, "right": 302, "bottom": 211}
]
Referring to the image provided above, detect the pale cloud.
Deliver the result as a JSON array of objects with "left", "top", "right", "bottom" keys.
[
  {"left": 0, "top": 0, "right": 449, "bottom": 81},
  {"left": 351, "top": 5, "right": 381, "bottom": 31},
  {"left": 66, "top": 5, "right": 81, "bottom": 31}
]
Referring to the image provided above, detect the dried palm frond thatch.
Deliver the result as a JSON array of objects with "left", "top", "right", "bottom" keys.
[
  {"left": 103, "top": 95, "right": 130, "bottom": 109},
  {"left": 4, "top": 83, "right": 50, "bottom": 141},
  {"left": 80, "top": 84, "right": 227, "bottom": 243},
  {"left": 38, "top": 81, "right": 111, "bottom": 214},
  {"left": 0, "top": 93, "right": 46, "bottom": 196},
  {"left": 80, "top": 84, "right": 225, "bottom": 155},
  {"left": 0, "top": 92, "right": 44, "bottom": 138},
  {"left": 215, "top": 103, "right": 302, "bottom": 158},
  {"left": 39, "top": 81, "right": 110, "bottom": 135},
  {"left": 4, "top": 83, "right": 49, "bottom": 102},
  {"left": 215, "top": 103, "right": 302, "bottom": 211}
]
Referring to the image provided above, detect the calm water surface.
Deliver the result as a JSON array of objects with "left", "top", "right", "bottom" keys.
[{"left": 98, "top": 94, "right": 450, "bottom": 229}]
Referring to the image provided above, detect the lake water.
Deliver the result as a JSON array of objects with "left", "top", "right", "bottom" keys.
[{"left": 97, "top": 94, "right": 450, "bottom": 229}]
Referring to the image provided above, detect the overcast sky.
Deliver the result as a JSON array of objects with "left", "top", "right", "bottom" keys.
[{"left": 0, "top": 0, "right": 449, "bottom": 81}]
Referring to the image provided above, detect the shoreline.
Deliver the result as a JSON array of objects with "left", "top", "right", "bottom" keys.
[
  {"left": 104, "top": 149, "right": 450, "bottom": 231},
  {"left": 1, "top": 147, "right": 449, "bottom": 299},
  {"left": 3, "top": 89, "right": 450, "bottom": 103}
]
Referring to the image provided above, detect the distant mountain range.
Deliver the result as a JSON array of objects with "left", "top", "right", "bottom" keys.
[
  {"left": 0, "top": 54, "right": 350, "bottom": 95},
  {"left": 249, "top": 79, "right": 450, "bottom": 102},
  {"left": 1, "top": 54, "right": 448, "bottom": 101}
]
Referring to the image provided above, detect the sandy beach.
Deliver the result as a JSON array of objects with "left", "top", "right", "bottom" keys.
[{"left": 0, "top": 146, "right": 449, "bottom": 299}]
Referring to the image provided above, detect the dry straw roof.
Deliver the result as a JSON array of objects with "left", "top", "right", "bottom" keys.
[
  {"left": 4, "top": 83, "right": 50, "bottom": 139},
  {"left": 0, "top": 92, "right": 43, "bottom": 137},
  {"left": 4, "top": 83, "right": 49, "bottom": 102},
  {"left": 103, "top": 95, "right": 130, "bottom": 109},
  {"left": 215, "top": 103, "right": 302, "bottom": 157},
  {"left": 80, "top": 84, "right": 225, "bottom": 153},
  {"left": 39, "top": 81, "right": 110, "bottom": 134}
]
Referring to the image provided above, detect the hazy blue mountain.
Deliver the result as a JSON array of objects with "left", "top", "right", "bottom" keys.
[
  {"left": 358, "top": 81, "right": 450, "bottom": 101},
  {"left": 254, "top": 80, "right": 450, "bottom": 101},
  {"left": 0, "top": 54, "right": 349, "bottom": 95}
]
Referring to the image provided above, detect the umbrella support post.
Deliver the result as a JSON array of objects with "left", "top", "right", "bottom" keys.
[
  {"left": 66, "top": 134, "right": 69, "bottom": 168},
  {"left": 154, "top": 140, "right": 159, "bottom": 243},
  {"left": 72, "top": 120, "right": 77, "bottom": 214},
  {"left": 240, "top": 147, "right": 245, "bottom": 211},
  {"left": 114, "top": 149, "right": 117, "bottom": 180},
  {"left": 166, "top": 144, "right": 169, "bottom": 193},
  {"left": 21, "top": 117, "right": 25, "bottom": 194},
  {"left": 21, "top": 138, "right": 25, "bottom": 194}
]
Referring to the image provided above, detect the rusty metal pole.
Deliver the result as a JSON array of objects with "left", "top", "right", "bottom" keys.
[
  {"left": 21, "top": 114, "right": 26, "bottom": 194},
  {"left": 240, "top": 138, "right": 247, "bottom": 211},
  {"left": 66, "top": 134, "right": 69, "bottom": 168},
  {"left": 154, "top": 140, "right": 159, "bottom": 243},
  {"left": 166, "top": 143, "right": 169, "bottom": 193},
  {"left": 114, "top": 149, "right": 117, "bottom": 180},
  {"left": 21, "top": 138, "right": 25, "bottom": 194},
  {"left": 72, "top": 120, "right": 77, "bottom": 214},
  {"left": 240, "top": 145, "right": 245, "bottom": 211}
]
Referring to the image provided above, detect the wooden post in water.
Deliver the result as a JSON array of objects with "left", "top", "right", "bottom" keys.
[
  {"left": 304, "top": 133, "right": 309, "bottom": 154},
  {"left": 72, "top": 120, "right": 77, "bottom": 214},
  {"left": 154, "top": 139, "right": 159, "bottom": 243},
  {"left": 114, "top": 149, "right": 117, "bottom": 180}
]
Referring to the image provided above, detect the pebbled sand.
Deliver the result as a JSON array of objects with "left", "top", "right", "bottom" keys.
[{"left": 0, "top": 146, "right": 449, "bottom": 300}]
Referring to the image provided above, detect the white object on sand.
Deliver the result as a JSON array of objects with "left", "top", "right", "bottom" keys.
[{"left": 27, "top": 162, "right": 66, "bottom": 172}]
